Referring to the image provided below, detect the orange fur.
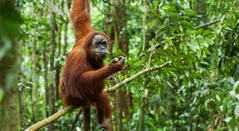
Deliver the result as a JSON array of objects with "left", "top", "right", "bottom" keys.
[{"left": 60, "top": 0, "right": 117, "bottom": 130}]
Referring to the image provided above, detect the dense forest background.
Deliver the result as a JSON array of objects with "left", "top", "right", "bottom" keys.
[{"left": 0, "top": 0, "right": 239, "bottom": 130}]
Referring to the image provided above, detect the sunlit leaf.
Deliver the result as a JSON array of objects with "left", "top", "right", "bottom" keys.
[
  {"left": 235, "top": 104, "right": 239, "bottom": 117},
  {"left": 224, "top": 117, "right": 232, "bottom": 123},
  {"left": 0, "top": 88, "right": 4, "bottom": 103}
]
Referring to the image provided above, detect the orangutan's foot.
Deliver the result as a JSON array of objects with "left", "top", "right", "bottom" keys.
[{"left": 99, "top": 119, "right": 112, "bottom": 131}]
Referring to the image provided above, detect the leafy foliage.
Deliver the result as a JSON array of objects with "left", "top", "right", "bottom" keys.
[{"left": 4, "top": 0, "right": 238, "bottom": 130}]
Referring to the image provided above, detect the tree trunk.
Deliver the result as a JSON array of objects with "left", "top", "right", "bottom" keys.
[
  {"left": 142, "top": 0, "right": 147, "bottom": 51},
  {"left": 139, "top": 1, "right": 147, "bottom": 129},
  {"left": 48, "top": 1, "right": 57, "bottom": 129},
  {"left": 139, "top": 106, "right": 144, "bottom": 131},
  {"left": 0, "top": 2, "right": 20, "bottom": 130},
  {"left": 63, "top": 0, "right": 72, "bottom": 57},
  {"left": 105, "top": 14, "right": 114, "bottom": 55},
  {"left": 117, "top": 89, "right": 123, "bottom": 131},
  {"left": 43, "top": 35, "right": 49, "bottom": 117},
  {"left": 111, "top": 1, "right": 122, "bottom": 130},
  {"left": 83, "top": 108, "right": 91, "bottom": 131},
  {"left": 55, "top": 21, "right": 61, "bottom": 100},
  {"left": 31, "top": 37, "right": 39, "bottom": 123},
  {"left": 18, "top": 85, "right": 26, "bottom": 129},
  {"left": 0, "top": 46, "right": 20, "bottom": 130},
  {"left": 110, "top": 0, "right": 132, "bottom": 130},
  {"left": 63, "top": 20, "right": 68, "bottom": 56}
]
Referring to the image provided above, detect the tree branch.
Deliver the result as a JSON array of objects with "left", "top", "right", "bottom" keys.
[
  {"left": 45, "top": 0, "right": 66, "bottom": 18},
  {"left": 70, "top": 110, "right": 83, "bottom": 131},
  {"left": 25, "top": 61, "right": 171, "bottom": 131},
  {"left": 25, "top": 106, "right": 76, "bottom": 131},
  {"left": 195, "top": 19, "right": 220, "bottom": 29},
  {"left": 106, "top": 61, "right": 171, "bottom": 92}
]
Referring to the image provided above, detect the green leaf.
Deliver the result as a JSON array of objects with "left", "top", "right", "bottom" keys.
[
  {"left": 234, "top": 104, "right": 239, "bottom": 117},
  {"left": 0, "top": 88, "right": 4, "bottom": 103},
  {"left": 229, "top": 19, "right": 236, "bottom": 28},
  {"left": 205, "top": 38, "right": 213, "bottom": 45},
  {"left": 233, "top": 81, "right": 239, "bottom": 90},
  {"left": 224, "top": 117, "right": 231, "bottom": 123},
  {"left": 216, "top": 94, "right": 220, "bottom": 101},
  {"left": 203, "top": 30, "right": 211, "bottom": 36},
  {"left": 164, "top": 43, "right": 169, "bottom": 50},
  {"left": 184, "top": 8, "right": 197, "bottom": 16}
]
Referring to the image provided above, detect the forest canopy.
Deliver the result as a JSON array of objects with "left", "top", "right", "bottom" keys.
[{"left": 0, "top": 0, "right": 239, "bottom": 130}]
